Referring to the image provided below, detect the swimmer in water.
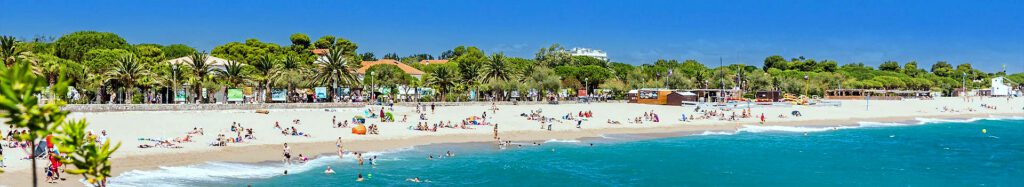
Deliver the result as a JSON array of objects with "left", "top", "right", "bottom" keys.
[
  {"left": 406, "top": 177, "right": 422, "bottom": 183},
  {"left": 357, "top": 173, "right": 364, "bottom": 182},
  {"left": 324, "top": 166, "right": 335, "bottom": 175}
]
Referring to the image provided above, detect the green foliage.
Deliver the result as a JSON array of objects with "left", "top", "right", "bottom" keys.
[
  {"left": 133, "top": 44, "right": 165, "bottom": 65},
  {"left": 83, "top": 49, "right": 133, "bottom": 73},
  {"left": 534, "top": 43, "right": 571, "bottom": 67},
  {"left": 1, "top": 62, "right": 119, "bottom": 186},
  {"left": 53, "top": 119, "right": 121, "bottom": 186},
  {"left": 1, "top": 35, "right": 25, "bottom": 66},
  {"left": 313, "top": 35, "right": 358, "bottom": 59},
  {"left": 365, "top": 64, "right": 410, "bottom": 95},
  {"left": 161, "top": 44, "right": 196, "bottom": 59},
  {"left": 53, "top": 31, "right": 130, "bottom": 62},
  {"left": 571, "top": 56, "right": 606, "bottom": 67},
  {"left": 212, "top": 39, "right": 282, "bottom": 63},
  {"left": 425, "top": 64, "right": 460, "bottom": 100},
  {"left": 289, "top": 33, "right": 311, "bottom": 48},
  {"left": 879, "top": 61, "right": 901, "bottom": 72}
]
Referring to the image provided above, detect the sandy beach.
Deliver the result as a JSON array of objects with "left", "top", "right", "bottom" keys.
[{"left": 2, "top": 97, "right": 1022, "bottom": 186}]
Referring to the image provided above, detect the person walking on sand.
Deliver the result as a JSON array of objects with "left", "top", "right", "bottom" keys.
[
  {"left": 760, "top": 113, "right": 765, "bottom": 124},
  {"left": 493, "top": 123, "right": 499, "bottom": 139},
  {"left": 283, "top": 143, "right": 292, "bottom": 165},
  {"left": 431, "top": 103, "right": 435, "bottom": 114}
]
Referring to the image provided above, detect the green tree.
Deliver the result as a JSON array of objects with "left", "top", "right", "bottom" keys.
[
  {"left": 425, "top": 64, "right": 459, "bottom": 101},
  {"left": 53, "top": 31, "right": 130, "bottom": 62},
  {"left": 217, "top": 60, "right": 250, "bottom": 89},
  {"left": 1, "top": 62, "right": 120, "bottom": 186},
  {"left": 161, "top": 44, "right": 197, "bottom": 59},
  {"left": 106, "top": 55, "right": 150, "bottom": 103},
  {"left": 1, "top": 35, "right": 25, "bottom": 67},
  {"left": 480, "top": 52, "right": 517, "bottom": 82},
  {"left": 534, "top": 43, "right": 571, "bottom": 67},
  {"left": 571, "top": 56, "right": 606, "bottom": 67},
  {"left": 763, "top": 55, "right": 787, "bottom": 71},
  {"left": 931, "top": 61, "right": 954, "bottom": 77},
  {"left": 211, "top": 39, "right": 282, "bottom": 63},
  {"left": 312, "top": 46, "right": 360, "bottom": 101},
  {"left": 185, "top": 52, "right": 216, "bottom": 103},
  {"left": 879, "top": 61, "right": 901, "bottom": 72},
  {"left": 364, "top": 64, "right": 409, "bottom": 98},
  {"left": 289, "top": 33, "right": 311, "bottom": 48},
  {"left": 250, "top": 55, "right": 278, "bottom": 102}
]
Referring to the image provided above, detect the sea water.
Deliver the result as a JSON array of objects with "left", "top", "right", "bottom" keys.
[{"left": 108, "top": 117, "right": 1024, "bottom": 186}]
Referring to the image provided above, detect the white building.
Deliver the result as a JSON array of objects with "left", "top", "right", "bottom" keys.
[
  {"left": 568, "top": 47, "right": 608, "bottom": 61},
  {"left": 990, "top": 76, "right": 1015, "bottom": 96}
]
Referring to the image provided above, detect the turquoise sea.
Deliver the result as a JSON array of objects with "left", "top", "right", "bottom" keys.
[{"left": 108, "top": 117, "right": 1024, "bottom": 187}]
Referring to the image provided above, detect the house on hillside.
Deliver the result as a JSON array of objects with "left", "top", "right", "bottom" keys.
[
  {"left": 989, "top": 76, "right": 1016, "bottom": 96},
  {"left": 357, "top": 59, "right": 426, "bottom": 79}
]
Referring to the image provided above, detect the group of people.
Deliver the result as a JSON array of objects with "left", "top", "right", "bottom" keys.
[
  {"left": 629, "top": 111, "right": 660, "bottom": 124},
  {"left": 275, "top": 121, "right": 312, "bottom": 137},
  {"left": 563, "top": 111, "right": 593, "bottom": 120}
]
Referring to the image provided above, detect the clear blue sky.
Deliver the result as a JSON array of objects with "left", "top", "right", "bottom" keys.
[{"left": 2, "top": 0, "right": 1021, "bottom": 72}]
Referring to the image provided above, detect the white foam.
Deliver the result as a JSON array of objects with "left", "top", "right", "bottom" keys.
[
  {"left": 543, "top": 139, "right": 581, "bottom": 143},
  {"left": 108, "top": 148, "right": 409, "bottom": 187},
  {"left": 737, "top": 125, "right": 849, "bottom": 133},
  {"left": 695, "top": 131, "right": 735, "bottom": 136},
  {"left": 856, "top": 121, "right": 913, "bottom": 127},
  {"left": 914, "top": 115, "right": 1024, "bottom": 125}
]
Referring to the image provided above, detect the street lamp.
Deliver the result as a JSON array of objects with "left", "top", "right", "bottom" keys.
[{"left": 584, "top": 77, "right": 589, "bottom": 103}]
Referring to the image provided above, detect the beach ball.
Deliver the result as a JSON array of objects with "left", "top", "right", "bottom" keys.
[{"left": 352, "top": 125, "right": 367, "bottom": 135}]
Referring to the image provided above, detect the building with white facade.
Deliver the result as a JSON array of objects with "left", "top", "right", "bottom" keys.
[
  {"left": 990, "top": 76, "right": 1016, "bottom": 96},
  {"left": 568, "top": 47, "right": 608, "bottom": 61}
]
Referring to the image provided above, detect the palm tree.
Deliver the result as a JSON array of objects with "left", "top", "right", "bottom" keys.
[
  {"left": 218, "top": 60, "right": 250, "bottom": 89},
  {"left": 185, "top": 52, "right": 215, "bottom": 103},
  {"left": 480, "top": 53, "right": 518, "bottom": 99},
  {"left": 312, "top": 47, "right": 359, "bottom": 101},
  {"left": 426, "top": 65, "right": 458, "bottom": 101},
  {"left": 106, "top": 55, "right": 149, "bottom": 104},
  {"left": 1, "top": 35, "right": 24, "bottom": 67},
  {"left": 250, "top": 55, "right": 277, "bottom": 103},
  {"left": 480, "top": 52, "right": 517, "bottom": 82},
  {"left": 274, "top": 55, "right": 305, "bottom": 102}
]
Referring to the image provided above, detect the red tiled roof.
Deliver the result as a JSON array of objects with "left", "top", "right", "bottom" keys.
[{"left": 357, "top": 59, "right": 425, "bottom": 75}]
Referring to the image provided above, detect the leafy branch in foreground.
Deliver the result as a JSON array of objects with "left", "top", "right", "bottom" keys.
[
  {"left": 0, "top": 62, "right": 119, "bottom": 187},
  {"left": 54, "top": 119, "right": 121, "bottom": 187}
]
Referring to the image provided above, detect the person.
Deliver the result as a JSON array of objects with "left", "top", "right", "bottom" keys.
[
  {"left": 493, "top": 123, "right": 499, "bottom": 139},
  {"left": 760, "top": 113, "right": 766, "bottom": 124},
  {"left": 324, "top": 166, "right": 335, "bottom": 175},
  {"left": 283, "top": 143, "right": 292, "bottom": 165},
  {"left": 299, "top": 154, "right": 308, "bottom": 163},
  {"left": 0, "top": 142, "right": 5, "bottom": 168},
  {"left": 430, "top": 103, "right": 435, "bottom": 114},
  {"left": 357, "top": 173, "right": 365, "bottom": 182},
  {"left": 576, "top": 120, "right": 582, "bottom": 128},
  {"left": 407, "top": 177, "right": 422, "bottom": 183},
  {"left": 97, "top": 130, "right": 109, "bottom": 143}
]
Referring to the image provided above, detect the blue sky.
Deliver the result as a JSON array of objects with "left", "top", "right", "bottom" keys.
[{"left": 1, "top": 0, "right": 1021, "bottom": 72}]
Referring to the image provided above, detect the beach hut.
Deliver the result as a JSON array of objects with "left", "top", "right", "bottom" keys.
[
  {"left": 666, "top": 91, "right": 697, "bottom": 105},
  {"left": 637, "top": 89, "right": 672, "bottom": 105},
  {"left": 755, "top": 91, "right": 782, "bottom": 102},
  {"left": 627, "top": 90, "right": 638, "bottom": 103}
]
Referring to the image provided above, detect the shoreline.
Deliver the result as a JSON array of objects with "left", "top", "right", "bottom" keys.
[{"left": 3, "top": 110, "right": 1019, "bottom": 187}]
